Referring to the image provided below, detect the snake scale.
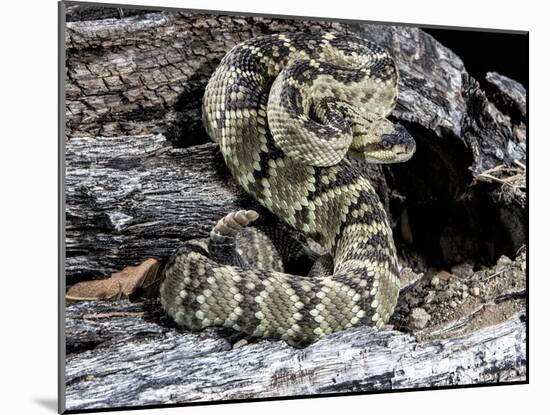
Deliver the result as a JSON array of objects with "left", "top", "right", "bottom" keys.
[{"left": 160, "top": 32, "right": 416, "bottom": 347}]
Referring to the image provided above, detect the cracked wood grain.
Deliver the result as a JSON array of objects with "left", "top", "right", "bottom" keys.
[
  {"left": 64, "top": 299, "right": 525, "bottom": 411},
  {"left": 65, "top": 134, "right": 269, "bottom": 283},
  {"left": 64, "top": 12, "right": 349, "bottom": 139}
]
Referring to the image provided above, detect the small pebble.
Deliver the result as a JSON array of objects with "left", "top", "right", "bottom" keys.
[
  {"left": 470, "top": 286, "right": 480, "bottom": 297},
  {"left": 497, "top": 255, "right": 513, "bottom": 267},
  {"left": 449, "top": 300, "right": 457, "bottom": 309},
  {"left": 424, "top": 290, "right": 436, "bottom": 304},
  {"left": 410, "top": 307, "right": 431, "bottom": 330},
  {"left": 462, "top": 290, "right": 469, "bottom": 300},
  {"left": 399, "top": 267, "right": 422, "bottom": 288},
  {"left": 430, "top": 276, "right": 440, "bottom": 287},
  {"left": 436, "top": 270, "right": 452, "bottom": 282},
  {"left": 232, "top": 339, "right": 249, "bottom": 349}
]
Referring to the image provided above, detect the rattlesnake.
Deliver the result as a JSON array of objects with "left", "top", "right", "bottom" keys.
[{"left": 160, "top": 32, "right": 416, "bottom": 347}]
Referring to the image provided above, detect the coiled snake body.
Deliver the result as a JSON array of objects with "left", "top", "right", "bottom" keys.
[{"left": 160, "top": 32, "right": 415, "bottom": 347}]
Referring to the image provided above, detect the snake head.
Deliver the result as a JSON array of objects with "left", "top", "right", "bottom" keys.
[{"left": 348, "top": 118, "right": 416, "bottom": 164}]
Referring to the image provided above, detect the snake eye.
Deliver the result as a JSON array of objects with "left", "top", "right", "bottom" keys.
[{"left": 382, "top": 141, "right": 392, "bottom": 150}]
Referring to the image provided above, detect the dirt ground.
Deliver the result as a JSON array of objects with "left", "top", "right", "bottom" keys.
[{"left": 391, "top": 246, "right": 526, "bottom": 340}]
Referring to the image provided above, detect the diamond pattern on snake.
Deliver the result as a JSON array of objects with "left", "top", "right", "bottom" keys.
[{"left": 160, "top": 32, "right": 416, "bottom": 347}]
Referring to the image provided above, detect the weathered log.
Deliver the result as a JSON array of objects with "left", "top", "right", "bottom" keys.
[
  {"left": 64, "top": 297, "right": 525, "bottom": 411},
  {"left": 64, "top": 12, "right": 350, "bottom": 140},
  {"left": 66, "top": 4, "right": 150, "bottom": 22},
  {"left": 485, "top": 71, "right": 527, "bottom": 121},
  {"left": 65, "top": 135, "right": 268, "bottom": 283},
  {"left": 66, "top": 11, "right": 461, "bottom": 140}
]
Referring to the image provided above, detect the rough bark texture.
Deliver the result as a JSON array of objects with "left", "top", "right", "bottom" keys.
[
  {"left": 63, "top": 5, "right": 527, "bottom": 412},
  {"left": 485, "top": 71, "right": 527, "bottom": 121},
  {"left": 65, "top": 11, "right": 350, "bottom": 141},
  {"left": 65, "top": 299, "right": 525, "bottom": 410},
  {"left": 65, "top": 135, "right": 263, "bottom": 283}
]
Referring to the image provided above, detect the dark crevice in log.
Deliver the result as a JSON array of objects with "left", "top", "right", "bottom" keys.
[
  {"left": 66, "top": 339, "right": 104, "bottom": 355},
  {"left": 164, "top": 64, "right": 217, "bottom": 148},
  {"left": 386, "top": 120, "right": 524, "bottom": 268},
  {"left": 386, "top": 122, "right": 474, "bottom": 267}
]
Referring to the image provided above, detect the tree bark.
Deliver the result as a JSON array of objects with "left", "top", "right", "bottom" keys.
[
  {"left": 65, "top": 12, "right": 351, "bottom": 140},
  {"left": 64, "top": 297, "right": 525, "bottom": 411},
  {"left": 65, "top": 135, "right": 269, "bottom": 283}
]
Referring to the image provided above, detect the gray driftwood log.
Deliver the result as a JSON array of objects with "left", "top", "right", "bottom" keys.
[
  {"left": 65, "top": 135, "right": 262, "bottom": 283},
  {"left": 65, "top": 298, "right": 525, "bottom": 410},
  {"left": 63, "top": 6, "right": 527, "bottom": 412}
]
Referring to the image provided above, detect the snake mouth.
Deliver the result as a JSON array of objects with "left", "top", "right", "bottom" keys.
[
  {"left": 348, "top": 135, "right": 416, "bottom": 164},
  {"left": 348, "top": 121, "right": 416, "bottom": 164},
  {"left": 392, "top": 141, "right": 417, "bottom": 162},
  {"left": 379, "top": 124, "right": 416, "bottom": 163}
]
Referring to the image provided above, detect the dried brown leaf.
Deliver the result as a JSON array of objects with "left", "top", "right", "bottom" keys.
[{"left": 66, "top": 258, "right": 162, "bottom": 302}]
